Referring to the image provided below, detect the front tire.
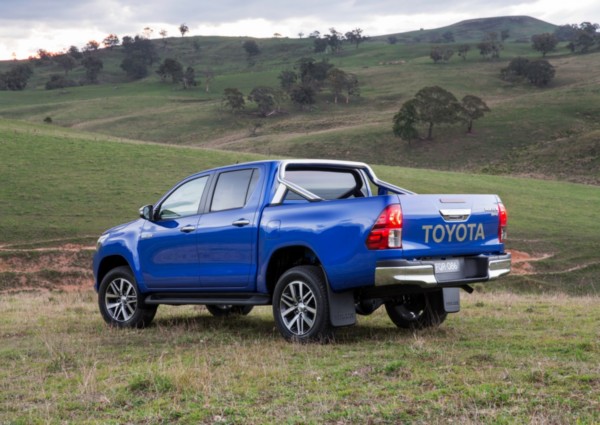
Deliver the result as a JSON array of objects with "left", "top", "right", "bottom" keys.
[
  {"left": 385, "top": 291, "right": 447, "bottom": 330},
  {"left": 98, "top": 266, "right": 157, "bottom": 328},
  {"left": 273, "top": 266, "right": 333, "bottom": 342},
  {"left": 206, "top": 305, "right": 254, "bottom": 317}
]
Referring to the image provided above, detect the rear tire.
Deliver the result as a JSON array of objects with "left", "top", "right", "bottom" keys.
[
  {"left": 272, "top": 266, "right": 333, "bottom": 342},
  {"left": 385, "top": 291, "right": 447, "bottom": 330},
  {"left": 98, "top": 266, "right": 157, "bottom": 328},
  {"left": 206, "top": 305, "right": 254, "bottom": 317}
]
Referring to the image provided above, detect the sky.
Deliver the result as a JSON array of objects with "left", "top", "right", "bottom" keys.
[{"left": 0, "top": 0, "right": 598, "bottom": 60}]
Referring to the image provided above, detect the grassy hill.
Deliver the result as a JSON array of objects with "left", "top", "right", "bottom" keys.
[
  {"left": 380, "top": 15, "right": 558, "bottom": 43},
  {"left": 0, "top": 16, "right": 598, "bottom": 185}
]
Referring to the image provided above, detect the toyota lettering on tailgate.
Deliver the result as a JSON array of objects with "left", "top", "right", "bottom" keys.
[{"left": 422, "top": 223, "right": 485, "bottom": 243}]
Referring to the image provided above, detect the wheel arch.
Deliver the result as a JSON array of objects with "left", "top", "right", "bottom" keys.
[
  {"left": 264, "top": 245, "right": 324, "bottom": 295},
  {"left": 96, "top": 255, "right": 132, "bottom": 290}
]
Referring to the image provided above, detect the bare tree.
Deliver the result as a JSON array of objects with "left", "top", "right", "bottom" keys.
[{"left": 179, "top": 23, "right": 189, "bottom": 37}]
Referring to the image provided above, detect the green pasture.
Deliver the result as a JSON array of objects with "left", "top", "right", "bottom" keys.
[{"left": 1, "top": 37, "right": 597, "bottom": 184}]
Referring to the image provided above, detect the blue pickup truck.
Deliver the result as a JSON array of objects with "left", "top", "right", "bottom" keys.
[{"left": 93, "top": 160, "right": 510, "bottom": 341}]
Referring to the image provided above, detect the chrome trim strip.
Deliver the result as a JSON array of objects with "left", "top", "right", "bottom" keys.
[
  {"left": 488, "top": 258, "right": 512, "bottom": 280},
  {"left": 439, "top": 209, "right": 471, "bottom": 221},
  {"left": 375, "top": 265, "right": 437, "bottom": 286}
]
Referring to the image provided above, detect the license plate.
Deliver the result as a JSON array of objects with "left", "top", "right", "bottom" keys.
[{"left": 434, "top": 259, "right": 461, "bottom": 274}]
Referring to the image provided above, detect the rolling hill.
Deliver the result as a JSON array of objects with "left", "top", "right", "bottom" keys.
[
  {"left": 0, "top": 15, "right": 598, "bottom": 187},
  {"left": 379, "top": 15, "right": 558, "bottom": 43}
]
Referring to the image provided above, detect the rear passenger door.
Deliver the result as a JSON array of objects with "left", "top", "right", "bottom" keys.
[{"left": 196, "top": 167, "right": 263, "bottom": 289}]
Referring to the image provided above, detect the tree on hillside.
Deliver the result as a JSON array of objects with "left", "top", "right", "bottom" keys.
[
  {"left": 222, "top": 88, "right": 245, "bottom": 113},
  {"left": 387, "top": 36, "right": 398, "bottom": 45},
  {"left": 525, "top": 60, "right": 555, "bottom": 87},
  {"left": 461, "top": 95, "right": 490, "bottom": 133},
  {"left": 45, "top": 74, "right": 77, "bottom": 90},
  {"left": 103, "top": 34, "right": 120, "bottom": 49},
  {"left": 500, "top": 29, "right": 510, "bottom": 42},
  {"left": 67, "top": 45, "right": 83, "bottom": 60},
  {"left": 0, "top": 64, "right": 33, "bottom": 90},
  {"left": 157, "top": 58, "right": 183, "bottom": 83},
  {"left": 326, "top": 68, "right": 347, "bottom": 103},
  {"left": 182, "top": 67, "right": 197, "bottom": 89},
  {"left": 392, "top": 99, "right": 419, "bottom": 146},
  {"left": 500, "top": 57, "right": 555, "bottom": 87},
  {"left": 573, "top": 22, "right": 600, "bottom": 53},
  {"left": 142, "top": 27, "right": 154, "bottom": 39},
  {"left": 324, "top": 28, "right": 344, "bottom": 54},
  {"left": 296, "top": 57, "right": 333, "bottom": 91},
  {"left": 82, "top": 56, "right": 103, "bottom": 83},
  {"left": 179, "top": 23, "right": 189, "bottom": 37},
  {"left": 243, "top": 40, "right": 261, "bottom": 64},
  {"left": 531, "top": 33, "right": 558, "bottom": 57},
  {"left": 345, "top": 28, "right": 366, "bottom": 49},
  {"left": 84, "top": 40, "right": 100, "bottom": 52},
  {"left": 477, "top": 32, "right": 503, "bottom": 60},
  {"left": 120, "top": 35, "right": 158, "bottom": 79},
  {"left": 553, "top": 24, "right": 579, "bottom": 42},
  {"left": 457, "top": 44, "right": 470, "bottom": 60},
  {"left": 248, "top": 86, "right": 283, "bottom": 116},
  {"left": 313, "top": 37, "right": 328, "bottom": 53},
  {"left": 53, "top": 54, "right": 77, "bottom": 75},
  {"left": 35, "top": 49, "right": 53, "bottom": 65},
  {"left": 290, "top": 84, "right": 316, "bottom": 110},
  {"left": 278, "top": 70, "right": 298, "bottom": 93},
  {"left": 430, "top": 47, "right": 453, "bottom": 63},
  {"left": 500, "top": 56, "right": 530, "bottom": 82},
  {"left": 414, "top": 86, "right": 463, "bottom": 140}
]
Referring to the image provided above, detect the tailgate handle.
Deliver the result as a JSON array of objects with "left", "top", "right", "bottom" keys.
[{"left": 439, "top": 209, "right": 471, "bottom": 221}]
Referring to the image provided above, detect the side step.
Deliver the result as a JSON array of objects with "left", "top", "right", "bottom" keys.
[{"left": 144, "top": 292, "right": 271, "bottom": 306}]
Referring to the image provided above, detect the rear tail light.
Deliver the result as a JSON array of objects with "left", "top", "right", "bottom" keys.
[
  {"left": 366, "top": 204, "right": 402, "bottom": 250},
  {"left": 498, "top": 202, "right": 508, "bottom": 242}
]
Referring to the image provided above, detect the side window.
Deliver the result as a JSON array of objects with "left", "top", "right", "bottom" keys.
[
  {"left": 159, "top": 176, "right": 208, "bottom": 220},
  {"left": 210, "top": 169, "right": 260, "bottom": 212}
]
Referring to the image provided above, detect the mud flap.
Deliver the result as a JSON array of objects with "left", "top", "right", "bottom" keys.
[
  {"left": 442, "top": 288, "right": 460, "bottom": 313},
  {"left": 326, "top": 285, "right": 356, "bottom": 327}
]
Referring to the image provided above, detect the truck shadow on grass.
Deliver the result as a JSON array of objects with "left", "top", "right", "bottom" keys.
[{"left": 149, "top": 310, "right": 449, "bottom": 344}]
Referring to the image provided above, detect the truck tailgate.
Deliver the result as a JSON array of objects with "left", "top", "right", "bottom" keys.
[{"left": 399, "top": 194, "right": 503, "bottom": 258}]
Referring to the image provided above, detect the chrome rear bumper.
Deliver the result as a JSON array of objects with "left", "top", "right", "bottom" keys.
[{"left": 375, "top": 253, "right": 511, "bottom": 287}]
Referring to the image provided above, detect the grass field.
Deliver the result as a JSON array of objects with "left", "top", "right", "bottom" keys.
[{"left": 0, "top": 290, "right": 598, "bottom": 424}]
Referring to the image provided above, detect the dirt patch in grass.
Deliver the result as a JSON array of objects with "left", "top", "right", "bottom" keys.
[
  {"left": 0, "top": 244, "right": 94, "bottom": 292},
  {"left": 508, "top": 249, "right": 553, "bottom": 275}
]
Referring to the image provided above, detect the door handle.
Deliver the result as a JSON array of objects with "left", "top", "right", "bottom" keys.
[
  {"left": 232, "top": 219, "right": 250, "bottom": 227},
  {"left": 180, "top": 224, "right": 196, "bottom": 233}
]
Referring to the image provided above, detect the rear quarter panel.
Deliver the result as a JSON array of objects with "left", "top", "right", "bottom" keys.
[{"left": 257, "top": 196, "right": 396, "bottom": 292}]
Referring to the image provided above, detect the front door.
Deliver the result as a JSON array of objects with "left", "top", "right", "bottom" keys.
[{"left": 139, "top": 175, "right": 209, "bottom": 290}]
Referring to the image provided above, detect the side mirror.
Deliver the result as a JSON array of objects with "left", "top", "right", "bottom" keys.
[{"left": 139, "top": 205, "right": 154, "bottom": 221}]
